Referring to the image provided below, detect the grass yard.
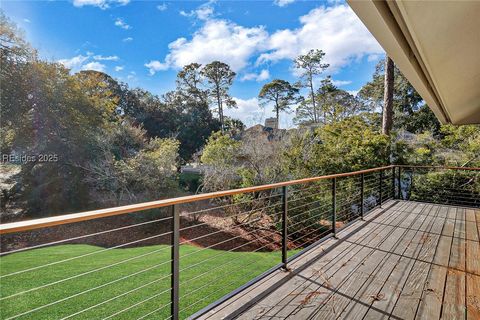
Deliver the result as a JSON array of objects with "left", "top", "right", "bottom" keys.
[{"left": 0, "top": 244, "right": 286, "bottom": 319}]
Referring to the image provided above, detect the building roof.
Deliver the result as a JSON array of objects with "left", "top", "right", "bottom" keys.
[{"left": 348, "top": 0, "right": 480, "bottom": 124}]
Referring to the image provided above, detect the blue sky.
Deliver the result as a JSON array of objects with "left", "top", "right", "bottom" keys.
[{"left": 2, "top": 0, "right": 385, "bottom": 127}]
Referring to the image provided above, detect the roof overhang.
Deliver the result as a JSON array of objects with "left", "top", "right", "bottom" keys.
[{"left": 347, "top": 0, "right": 480, "bottom": 125}]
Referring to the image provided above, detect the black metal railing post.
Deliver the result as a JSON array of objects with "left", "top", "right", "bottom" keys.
[
  {"left": 379, "top": 170, "right": 383, "bottom": 207},
  {"left": 360, "top": 173, "right": 365, "bottom": 220},
  {"left": 332, "top": 178, "right": 337, "bottom": 237},
  {"left": 397, "top": 166, "right": 402, "bottom": 199},
  {"left": 281, "top": 186, "right": 288, "bottom": 270},
  {"left": 410, "top": 168, "right": 414, "bottom": 200},
  {"left": 171, "top": 205, "right": 180, "bottom": 320},
  {"left": 391, "top": 167, "right": 395, "bottom": 199}
]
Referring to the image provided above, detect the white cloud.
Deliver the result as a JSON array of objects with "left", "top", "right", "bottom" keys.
[
  {"left": 145, "top": 60, "right": 169, "bottom": 75},
  {"left": 59, "top": 52, "right": 118, "bottom": 73},
  {"left": 195, "top": 5, "right": 214, "bottom": 20},
  {"left": 122, "top": 37, "right": 133, "bottom": 42},
  {"left": 241, "top": 69, "right": 270, "bottom": 82},
  {"left": 347, "top": 90, "right": 359, "bottom": 96},
  {"left": 58, "top": 55, "right": 89, "bottom": 69},
  {"left": 93, "top": 55, "right": 119, "bottom": 61},
  {"left": 114, "top": 18, "right": 131, "bottom": 30},
  {"left": 73, "top": 0, "right": 107, "bottom": 8},
  {"left": 180, "top": 1, "right": 215, "bottom": 20},
  {"left": 147, "top": 19, "right": 268, "bottom": 73},
  {"left": 157, "top": 3, "right": 168, "bottom": 11},
  {"left": 274, "top": 0, "right": 295, "bottom": 7},
  {"left": 331, "top": 79, "right": 352, "bottom": 86},
  {"left": 23, "top": 18, "right": 31, "bottom": 23},
  {"left": 367, "top": 53, "right": 383, "bottom": 62},
  {"left": 127, "top": 71, "right": 137, "bottom": 81},
  {"left": 145, "top": 4, "right": 381, "bottom": 80},
  {"left": 227, "top": 97, "right": 295, "bottom": 128},
  {"left": 225, "top": 97, "right": 265, "bottom": 127},
  {"left": 257, "top": 5, "right": 383, "bottom": 71},
  {"left": 73, "top": 0, "right": 129, "bottom": 9},
  {"left": 82, "top": 61, "right": 106, "bottom": 72}
]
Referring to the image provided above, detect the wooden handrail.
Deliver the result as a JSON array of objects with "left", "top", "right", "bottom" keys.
[
  {"left": 0, "top": 165, "right": 393, "bottom": 234},
  {"left": 396, "top": 165, "right": 480, "bottom": 171},
  {"left": 1, "top": 164, "right": 478, "bottom": 235}
]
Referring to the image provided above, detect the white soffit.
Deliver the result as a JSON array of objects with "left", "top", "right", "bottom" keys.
[{"left": 347, "top": 0, "right": 480, "bottom": 125}]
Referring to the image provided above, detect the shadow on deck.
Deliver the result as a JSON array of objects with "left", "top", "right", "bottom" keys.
[{"left": 197, "top": 200, "right": 480, "bottom": 320}]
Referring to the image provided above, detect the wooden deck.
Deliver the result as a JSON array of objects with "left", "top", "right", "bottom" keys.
[{"left": 197, "top": 200, "right": 480, "bottom": 320}]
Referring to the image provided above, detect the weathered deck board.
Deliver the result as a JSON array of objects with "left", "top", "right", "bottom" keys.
[
  {"left": 212, "top": 202, "right": 407, "bottom": 320},
  {"left": 440, "top": 207, "right": 467, "bottom": 319},
  {"left": 363, "top": 204, "right": 436, "bottom": 320},
  {"left": 292, "top": 203, "right": 416, "bottom": 319},
  {"left": 442, "top": 269, "right": 466, "bottom": 319},
  {"left": 414, "top": 205, "right": 448, "bottom": 320},
  {"left": 258, "top": 204, "right": 403, "bottom": 319},
  {"left": 196, "top": 201, "right": 479, "bottom": 320},
  {"left": 466, "top": 273, "right": 480, "bottom": 320},
  {"left": 338, "top": 204, "right": 440, "bottom": 320}
]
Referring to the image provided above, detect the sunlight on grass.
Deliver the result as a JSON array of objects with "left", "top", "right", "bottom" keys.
[{"left": 0, "top": 244, "right": 284, "bottom": 319}]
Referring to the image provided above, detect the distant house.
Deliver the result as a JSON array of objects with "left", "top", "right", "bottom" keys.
[
  {"left": 180, "top": 163, "right": 209, "bottom": 174},
  {"left": 264, "top": 117, "right": 278, "bottom": 129},
  {"left": 241, "top": 124, "right": 288, "bottom": 143}
]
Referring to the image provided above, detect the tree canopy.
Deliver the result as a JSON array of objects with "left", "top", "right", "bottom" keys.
[
  {"left": 201, "top": 61, "right": 237, "bottom": 133},
  {"left": 258, "top": 79, "right": 301, "bottom": 128}
]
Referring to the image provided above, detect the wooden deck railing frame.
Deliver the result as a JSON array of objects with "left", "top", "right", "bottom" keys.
[
  {"left": 1, "top": 165, "right": 479, "bottom": 235},
  {"left": 1, "top": 164, "right": 479, "bottom": 320}
]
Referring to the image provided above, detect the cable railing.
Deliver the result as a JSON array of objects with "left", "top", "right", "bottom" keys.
[
  {"left": 397, "top": 165, "right": 480, "bottom": 208},
  {"left": 0, "top": 165, "right": 478, "bottom": 320}
]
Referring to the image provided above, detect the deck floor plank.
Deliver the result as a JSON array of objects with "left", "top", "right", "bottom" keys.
[
  {"left": 466, "top": 273, "right": 480, "bottom": 320},
  {"left": 339, "top": 204, "right": 439, "bottom": 320},
  {"left": 441, "top": 207, "right": 467, "bottom": 320},
  {"left": 303, "top": 203, "right": 421, "bottom": 319},
  {"left": 196, "top": 201, "right": 479, "bottom": 320},
  {"left": 232, "top": 202, "right": 406, "bottom": 320},
  {"left": 367, "top": 205, "right": 438, "bottom": 320}
]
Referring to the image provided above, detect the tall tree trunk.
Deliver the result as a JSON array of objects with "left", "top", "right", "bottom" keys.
[
  {"left": 276, "top": 106, "right": 279, "bottom": 129},
  {"left": 216, "top": 85, "right": 224, "bottom": 133},
  {"left": 382, "top": 56, "right": 394, "bottom": 135},
  {"left": 219, "top": 100, "right": 224, "bottom": 133},
  {"left": 309, "top": 76, "right": 317, "bottom": 123}
]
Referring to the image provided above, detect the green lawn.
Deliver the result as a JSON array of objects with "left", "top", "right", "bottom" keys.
[{"left": 0, "top": 244, "right": 286, "bottom": 319}]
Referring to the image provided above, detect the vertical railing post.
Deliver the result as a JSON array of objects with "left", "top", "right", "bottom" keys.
[
  {"left": 391, "top": 166, "right": 395, "bottom": 199},
  {"left": 379, "top": 170, "right": 383, "bottom": 207},
  {"left": 171, "top": 205, "right": 179, "bottom": 320},
  {"left": 410, "top": 168, "right": 414, "bottom": 200},
  {"left": 397, "top": 166, "right": 402, "bottom": 199},
  {"left": 332, "top": 178, "right": 337, "bottom": 238},
  {"left": 360, "top": 173, "right": 365, "bottom": 220},
  {"left": 281, "top": 186, "right": 288, "bottom": 270}
]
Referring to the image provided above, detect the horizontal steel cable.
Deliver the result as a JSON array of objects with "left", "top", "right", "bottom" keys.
[
  {"left": 6, "top": 257, "right": 172, "bottom": 319},
  {"left": 179, "top": 224, "right": 281, "bottom": 274},
  {"left": 135, "top": 302, "right": 172, "bottom": 320},
  {"left": 179, "top": 238, "right": 283, "bottom": 300},
  {"left": 60, "top": 274, "right": 172, "bottom": 319},
  {"left": 179, "top": 212, "right": 281, "bottom": 260},
  {"left": 179, "top": 201, "right": 282, "bottom": 233},
  {"left": 1, "top": 230, "right": 173, "bottom": 279},
  {"left": 180, "top": 192, "right": 282, "bottom": 218},
  {"left": 0, "top": 215, "right": 173, "bottom": 257},
  {"left": 101, "top": 287, "right": 172, "bottom": 320},
  {"left": 1, "top": 243, "right": 172, "bottom": 301}
]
